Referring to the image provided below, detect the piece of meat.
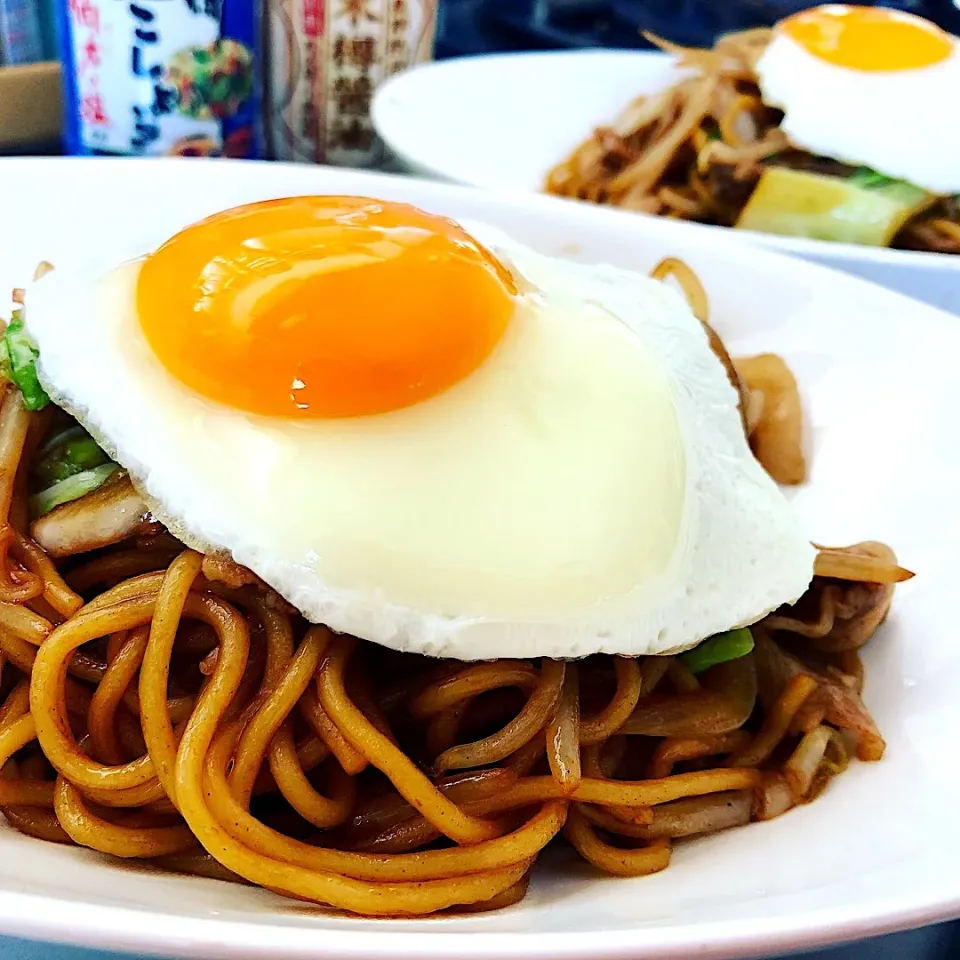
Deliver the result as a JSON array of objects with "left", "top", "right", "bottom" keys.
[
  {"left": 201, "top": 554, "right": 261, "bottom": 589},
  {"left": 704, "top": 161, "right": 760, "bottom": 224},
  {"left": 31, "top": 473, "right": 157, "bottom": 558},
  {"left": 765, "top": 150, "right": 860, "bottom": 180}
]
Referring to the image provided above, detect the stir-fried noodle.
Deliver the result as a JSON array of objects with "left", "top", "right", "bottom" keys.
[{"left": 0, "top": 262, "right": 912, "bottom": 916}]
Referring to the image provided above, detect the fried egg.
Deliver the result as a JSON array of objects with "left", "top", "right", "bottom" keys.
[
  {"left": 756, "top": 5, "right": 960, "bottom": 194},
  {"left": 24, "top": 197, "right": 814, "bottom": 659}
]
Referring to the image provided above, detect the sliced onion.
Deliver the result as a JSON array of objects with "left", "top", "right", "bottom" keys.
[
  {"left": 753, "top": 772, "right": 795, "bottom": 821},
  {"left": 620, "top": 655, "right": 756, "bottom": 737},
  {"left": 783, "top": 725, "right": 833, "bottom": 800}
]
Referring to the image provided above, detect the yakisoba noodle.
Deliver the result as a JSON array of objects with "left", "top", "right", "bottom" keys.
[
  {"left": 0, "top": 261, "right": 912, "bottom": 916},
  {"left": 545, "top": 30, "right": 960, "bottom": 255}
]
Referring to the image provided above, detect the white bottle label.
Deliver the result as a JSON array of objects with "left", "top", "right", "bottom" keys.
[
  {"left": 265, "top": 0, "right": 437, "bottom": 166},
  {"left": 66, "top": 0, "right": 259, "bottom": 157}
]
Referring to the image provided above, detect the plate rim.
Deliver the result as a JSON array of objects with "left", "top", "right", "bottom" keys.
[
  {"left": 371, "top": 49, "right": 960, "bottom": 277},
  {"left": 0, "top": 156, "right": 957, "bottom": 959},
  {"left": 0, "top": 883, "right": 955, "bottom": 960},
  {"left": 17, "top": 154, "right": 959, "bottom": 309}
]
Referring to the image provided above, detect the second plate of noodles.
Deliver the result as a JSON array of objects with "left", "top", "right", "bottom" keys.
[
  {"left": 546, "top": 20, "right": 960, "bottom": 254},
  {"left": 372, "top": 46, "right": 960, "bottom": 314}
]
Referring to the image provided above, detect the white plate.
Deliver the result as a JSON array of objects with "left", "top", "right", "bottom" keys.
[
  {"left": 0, "top": 157, "right": 958, "bottom": 960},
  {"left": 371, "top": 50, "right": 960, "bottom": 316}
]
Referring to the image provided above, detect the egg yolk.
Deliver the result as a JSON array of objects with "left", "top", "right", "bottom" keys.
[
  {"left": 137, "top": 196, "right": 517, "bottom": 418},
  {"left": 781, "top": 4, "right": 954, "bottom": 71}
]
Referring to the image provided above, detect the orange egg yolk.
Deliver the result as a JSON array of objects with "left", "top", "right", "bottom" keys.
[
  {"left": 137, "top": 196, "right": 517, "bottom": 418},
  {"left": 781, "top": 4, "right": 954, "bottom": 71}
]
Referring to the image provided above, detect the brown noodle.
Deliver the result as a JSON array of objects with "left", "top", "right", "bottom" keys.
[
  {"left": 545, "top": 30, "right": 960, "bottom": 255},
  {"left": 0, "top": 264, "right": 913, "bottom": 916}
]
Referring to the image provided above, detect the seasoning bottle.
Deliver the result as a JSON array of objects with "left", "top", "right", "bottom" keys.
[
  {"left": 57, "top": 0, "right": 264, "bottom": 157},
  {"left": 264, "top": 0, "right": 438, "bottom": 166}
]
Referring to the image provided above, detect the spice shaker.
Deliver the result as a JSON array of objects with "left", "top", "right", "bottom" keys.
[{"left": 58, "top": 0, "right": 264, "bottom": 157}]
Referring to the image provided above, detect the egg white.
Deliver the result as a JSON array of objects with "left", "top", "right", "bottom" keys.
[
  {"left": 756, "top": 32, "right": 960, "bottom": 194},
  {"left": 25, "top": 223, "right": 814, "bottom": 660}
]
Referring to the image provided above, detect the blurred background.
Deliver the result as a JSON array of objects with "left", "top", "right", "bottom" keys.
[
  {"left": 1, "top": 0, "right": 959, "bottom": 154},
  {"left": 436, "top": 0, "right": 960, "bottom": 55}
]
